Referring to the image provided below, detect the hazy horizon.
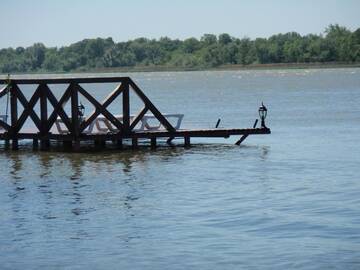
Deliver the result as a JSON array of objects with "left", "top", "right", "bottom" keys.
[{"left": 1, "top": 0, "right": 359, "bottom": 49}]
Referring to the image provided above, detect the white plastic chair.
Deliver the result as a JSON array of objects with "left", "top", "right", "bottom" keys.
[
  {"left": 55, "top": 117, "right": 96, "bottom": 134},
  {"left": 141, "top": 114, "right": 184, "bottom": 131}
]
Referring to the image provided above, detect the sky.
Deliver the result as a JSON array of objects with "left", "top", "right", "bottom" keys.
[{"left": 0, "top": 0, "right": 359, "bottom": 49}]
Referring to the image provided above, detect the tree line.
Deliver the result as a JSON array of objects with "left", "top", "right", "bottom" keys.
[{"left": 0, "top": 24, "right": 359, "bottom": 73}]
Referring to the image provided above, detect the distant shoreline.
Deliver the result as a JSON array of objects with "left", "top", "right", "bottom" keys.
[
  {"left": 1, "top": 62, "right": 360, "bottom": 76},
  {"left": 76, "top": 62, "right": 360, "bottom": 74}
]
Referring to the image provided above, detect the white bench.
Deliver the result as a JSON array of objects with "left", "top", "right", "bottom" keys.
[
  {"left": 95, "top": 115, "right": 135, "bottom": 133},
  {"left": 142, "top": 114, "right": 184, "bottom": 130},
  {"left": 55, "top": 117, "right": 97, "bottom": 135},
  {"left": 99, "top": 114, "right": 184, "bottom": 132},
  {"left": 54, "top": 114, "right": 184, "bottom": 134}
]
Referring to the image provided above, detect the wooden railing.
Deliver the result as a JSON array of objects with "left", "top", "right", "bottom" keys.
[{"left": 0, "top": 76, "right": 176, "bottom": 148}]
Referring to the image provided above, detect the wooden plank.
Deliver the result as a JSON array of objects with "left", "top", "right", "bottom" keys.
[
  {"left": 39, "top": 83, "right": 49, "bottom": 151},
  {"left": 10, "top": 83, "right": 18, "bottom": 149},
  {"left": 46, "top": 85, "right": 72, "bottom": 132},
  {"left": 128, "top": 78, "right": 175, "bottom": 132},
  {"left": 128, "top": 127, "right": 271, "bottom": 138},
  {"left": 71, "top": 83, "right": 80, "bottom": 137},
  {"left": 10, "top": 127, "right": 270, "bottom": 141},
  {"left": 122, "top": 81, "right": 130, "bottom": 132},
  {"left": 13, "top": 84, "right": 42, "bottom": 131},
  {"left": 10, "top": 83, "right": 18, "bottom": 130},
  {"left": 129, "top": 106, "right": 148, "bottom": 131},
  {"left": 77, "top": 84, "right": 124, "bottom": 132},
  {"left": 9, "top": 127, "right": 270, "bottom": 141},
  {"left": 40, "top": 84, "right": 48, "bottom": 131},
  {"left": 235, "top": 135, "right": 249, "bottom": 145}
]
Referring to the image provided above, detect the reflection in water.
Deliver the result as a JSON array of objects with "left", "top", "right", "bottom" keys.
[
  {"left": 1, "top": 142, "right": 270, "bottom": 254},
  {"left": 2, "top": 142, "right": 271, "bottom": 225},
  {"left": 260, "top": 146, "right": 269, "bottom": 161},
  {"left": 6, "top": 152, "right": 23, "bottom": 180},
  {"left": 2, "top": 142, "right": 269, "bottom": 180},
  {"left": 38, "top": 152, "right": 53, "bottom": 178}
]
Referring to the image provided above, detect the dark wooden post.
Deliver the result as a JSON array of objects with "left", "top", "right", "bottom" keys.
[
  {"left": 5, "top": 139, "right": 10, "bottom": 149},
  {"left": 122, "top": 80, "right": 130, "bottom": 134},
  {"left": 10, "top": 83, "right": 18, "bottom": 150},
  {"left": 235, "top": 134, "right": 249, "bottom": 146},
  {"left": 40, "top": 84, "right": 50, "bottom": 150},
  {"left": 33, "top": 138, "right": 39, "bottom": 150},
  {"left": 100, "top": 140, "right": 106, "bottom": 147},
  {"left": 116, "top": 139, "right": 123, "bottom": 149},
  {"left": 132, "top": 137, "right": 138, "bottom": 148},
  {"left": 184, "top": 136, "right": 190, "bottom": 147},
  {"left": 151, "top": 137, "right": 157, "bottom": 149},
  {"left": 63, "top": 140, "right": 72, "bottom": 150},
  {"left": 71, "top": 83, "right": 80, "bottom": 150},
  {"left": 94, "top": 139, "right": 106, "bottom": 148}
]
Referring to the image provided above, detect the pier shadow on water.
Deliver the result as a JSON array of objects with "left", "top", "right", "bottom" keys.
[{"left": 1, "top": 140, "right": 269, "bottom": 182}]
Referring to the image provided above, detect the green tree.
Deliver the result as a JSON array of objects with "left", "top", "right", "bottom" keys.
[
  {"left": 25, "top": 43, "right": 46, "bottom": 70},
  {"left": 182, "top": 38, "right": 200, "bottom": 53},
  {"left": 218, "top": 33, "right": 232, "bottom": 45},
  {"left": 1, "top": 25, "right": 360, "bottom": 73},
  {"left": 200, "top": 34, "right": 217, "bottom": 46}
]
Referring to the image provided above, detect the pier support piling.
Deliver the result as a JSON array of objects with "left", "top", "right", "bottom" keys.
[
  {"left": 4, "top": 139, "right": 10, "bottom": 149},
  {"left": 12, "top": 139, "right": 18, "bottom": 150},
  {"left": 184, "top": 136, "right": 190, "bottom": 147},
  {"left": 63, "top": 140, "right": 72, "bottom": 150},
  {"left": 73, "top": 140, "right": 80, "bottom": 151},
  {"left": 94, "top": 139, "right": 106, "bottom": 148},
  {"left": 40, "top": 139, "right": 50, "bottom": 151},
  {"left": 116, "top": 139, "right": 123, "bottom": 149},
  {"left": 33, "top": 139, "right": 39, "bottom": 150},
  {"left": 132, "top": 138, "right": 138, "bottom": 149},
  {"left": 151, "top": 137, "right": 157, "bottom": 149}
]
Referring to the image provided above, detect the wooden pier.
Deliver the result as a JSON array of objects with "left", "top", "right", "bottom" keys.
[{"left": 0, "top": 76, "right": 270, "bottom": 151}]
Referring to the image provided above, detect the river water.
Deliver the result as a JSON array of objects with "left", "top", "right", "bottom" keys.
[{"left": 1, "top": 69, "right": 360, "bottom": 269}]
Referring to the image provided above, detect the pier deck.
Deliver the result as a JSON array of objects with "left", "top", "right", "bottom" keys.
[
  {"left": 0, "top": 127, "right": 270, "bottom": 140},
  {"left": 0, "top": 76, "right": 270, "bottom": 150}
]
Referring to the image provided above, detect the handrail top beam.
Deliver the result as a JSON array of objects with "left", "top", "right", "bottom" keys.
[{"left": 0, "top": 76, "right": 131, "bottom": 85}]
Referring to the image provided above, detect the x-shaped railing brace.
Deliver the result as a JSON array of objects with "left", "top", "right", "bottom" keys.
[{"left": 79, "top": 83, "right": 125, "bottom": 134}]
